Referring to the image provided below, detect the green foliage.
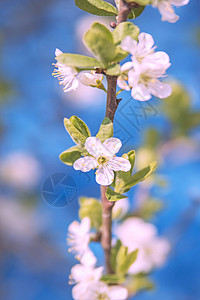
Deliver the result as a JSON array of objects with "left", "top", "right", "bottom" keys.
[
  {"left": 84, "top": 22, "right": 117, "bottom": 66},
  {"left": 56, "top": 53, "right": 105, "bottom": 69},
  {"left": 59, "top": 146, "right": 82, "bottom": 166},
  {"left": 125, "top": 274, "right": 155, "bottom": 295},
  {"left": 128, "top": 5, "right": 145, "bottom": 19},
  {"left": 96, "top": 117, "right": 113, "bottom": 142},
  {"left": 161, "top": 81, "right": 200, "bottom": 136},
  {"left": 79, "top": 197, "right": 102, "bottom": 229},
  {"left": 112, "top": 22, "right": 140, "bottom": 45},
  {"left": 110, "top": 240, "right": 122, "bottom": 271},
  {"left": 101, "top": 274, "right": 125, "bottom": 284},
  {"left": 64, "top": 116, "right": 90, "bottom": 147},
  {"left": 125, "top": 0, "right": 150, "bottom": 5},
  {"left": 106, "top": 187, "right": 127, "bottom": 202},
  {"left": 75, "top": 0, "right": 118, "bottom": 16},
  {"left": 135, "top": 198, "right": 164, "bottom": 220},
  {"left": 116, "top": 245, "right": 138, "bottom": 276},
  {"left": 106, "top": 63, "right": 121, "bottom": 76},
  {"left": 123, "top": 161, "right": 157, "bottom": 193},
  {"left": 114, "top": 150, "right": 135, "bottom": 193},
  {"left": 112, "top": 47, "right": 129, "bottom": 63}
]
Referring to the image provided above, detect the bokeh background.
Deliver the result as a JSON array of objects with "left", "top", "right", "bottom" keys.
[{"left": 0, "top": 1, "right": 200, "bottom": 299}]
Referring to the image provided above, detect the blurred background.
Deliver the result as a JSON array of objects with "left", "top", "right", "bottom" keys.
[{"left": 0, "top": 1, "right": 200, "bottom": 299}]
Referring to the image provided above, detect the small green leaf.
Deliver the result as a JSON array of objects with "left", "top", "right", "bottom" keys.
[
  {"left": 128, "top": 5, "right": 145, "bottom": 19},
  {"left": 126, "top": 275, "right": 155, "bottom": 294},
  {"left": 116, "top": 245, "right": 138, "bottom": 276},
  {"left": 64, "top": 116, "right": 89, "bottom": 147},
  {"left": 112, "top": 22, "right": 140, "bottom": 45},
  {"left": 114, "top": 150, "right": 135, "bottom": 193},
  {"left": 59, "top": 146, "right": 82, "bottom": 166},
  {"left": 56, "top": 53, "right": 105, "bottom": 69},
  {"left": 70, "top": 116, "right": 91, "bottom": 139},
  {"left": 106, "top": 187, "right": 127, "bottom": 202},
  {"left": 112, "top": 47, "right": 128, "bottom": 63},
  {"left": 75, "top": 0, "right": 118, "bottom": 16},
  {"left": 84, "top": 22, "right": 116, "bottom": 66},
  {"left": 101, "top": 274, "right": 125, "bottom": 284},
  {"left": 79, "top": 197, "right": 102, "bottom": 229},
  {"left": 96, "top": 117, "right": 113, "bottom": 142},
  {"left": 106, "top": 64, "right": 121, "bottom": 76},
  {"left": 123, "top": 161, "right": 157, "bottom": 192},
  {"left": 125, "top": 0, "right": 150, "bottom": 5},
  {"left": 111, "top": 240, "right": 122, "bottom": 272}
]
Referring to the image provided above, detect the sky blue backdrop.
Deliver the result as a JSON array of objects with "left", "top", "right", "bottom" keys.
[{"left": 0, "top": 1, "right": 200, "bottom": 299}]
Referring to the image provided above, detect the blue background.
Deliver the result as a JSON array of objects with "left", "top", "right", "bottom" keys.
[{"left": 0, "top": 1, "right": 200, "bottom": 299}]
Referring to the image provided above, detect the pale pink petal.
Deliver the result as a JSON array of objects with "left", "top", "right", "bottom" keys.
[
  {"left": 158, "top": 2, "right": 179, "bottom": 23},
  {"left": 170, "top": 0, "right": 189, "bottom": 7},
  {"left": 117, "top": 76, "right": 130, "bottom": 91},
  {"left": 85, "top": 137, "right": 111, "bottom": 158},
  {"left": 131, "top": 84, "right": 152, "bottom": 101},
  {"left": 138, "top": 32, "right": 154, "bottom": 51},
  {"left": 73, "top": 156, "right": 98, "bottom": 172},
  {"left": 55, "top": 48, "right": 63, "bottom": 56},
  {"left": 108, "top": 286, "right": 128, "bottom": 300},
  {"left": 95, "top": 166, "right": 114, "bottom": 186},
  {"left": 121, "top": 61, "right": 134, "bottom": 72},
  {"left": 121, "top": 36, "right": 138, "bottom": 55},
  {"left": 103, "top": 138, "right": 122, "bottom": 155},
  {"left": 149, "top": 80, "right": 172, "bottom": 98},
  {"left": 107, "top": 157, "right": 131, "bottom": 172}
]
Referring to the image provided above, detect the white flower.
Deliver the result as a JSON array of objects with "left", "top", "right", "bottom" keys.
[
  {"left": 118, "top": 33, "right": 172, "bottom": 100},
  {"left": 67, "top": 217, "right": 96, "bottom": 266},
  {"left": 73, "top": 137, "right": 131, "bottom": 186},
  {"left": 70, "top": 263, "right": 103, "bottom": 285},
  {"left": 53, "top": 49, "right": 103, "bottom": 92},
  {"left": 112, "top": 198, "right": 129, "bottom": 220},
  {"left": 151, "top": 0, "right": 189, "bottom": 23},
  {"left": 115, "top": 217, "right": 170, "bottom": 274},
  {"left": 73, "top": 280, "right": 128, "bottom": 300},
  {"left": 128, "top": 61, "right": 172, "bottom": 101},
  {"left": 121, "top": 33, "right": 171, "bottom": 68}
]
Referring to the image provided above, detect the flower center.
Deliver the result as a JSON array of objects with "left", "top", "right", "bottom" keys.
[{"left": 97, "top": 156, "right": 108, "bottom": 165}]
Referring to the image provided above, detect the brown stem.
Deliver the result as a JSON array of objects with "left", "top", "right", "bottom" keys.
[
  {"left": 100, "top": 185, "right": 115, "bottom": 273},
  {"left": 105, "top": 75, "right": 118, "bottom": 122},
  {"left": 100, "top": 0, "right": 134, "bottom": 275}
]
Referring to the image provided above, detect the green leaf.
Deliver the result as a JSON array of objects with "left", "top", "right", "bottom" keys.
[
  {"left": 126, "top": 275, "right": 155, "bottom": 294},
  {"left": 116, "top": 246, "right": 138, "bottom": 276},
  {"left": 75, "top": 0, "right": 118, "bottom": 16},
  {"left": 128, "top": 5, "right": 145, "bottom": 19},
  {"left": 56, "top": 53, "right": 105, "bottom": 69},
  {"left": 106, "top": 187, "right": 127, "bottom": 202},
  {"left": 59, "top": 146, "right": 82, "bottom": 166},
  {"left": 101, "top": 274, "right": 125, "bottom": 284},
  {"left": 64, "top": 116, "right": 90, "bottom": 147},
  {"left": 112, "top": 22, "right": 140, "bottom": 45},
  {"left": 70, "top": 116, "right": 91, "bottom": 139},
  {"left": 114, "top": 150, "right": 135, "bottom": 193},
  {"left": 125, "top": 0, "right": 150, "bottom": 5},
  {"left": 96, "top": 117, "right": 113, "bottom": 142},
  {"left": 84, "top": 22, "right": 116, "bottom": 66},
  {"left": 111, "top": 240, "right": 122, "bottom": 272},
  {"left": 106, "top": 64, "right": 121, "bottom": 76},
  {"left": 112, "top": 47, "right": 128, "bottom": 63},
  {"left": 123, "top": 161, "right": 157, "bottom": 192},
  {"left": 79, "top": 197, "right": 102, "bottom": 229}
]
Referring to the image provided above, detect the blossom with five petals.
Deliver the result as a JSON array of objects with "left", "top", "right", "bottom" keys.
[{"left": 73, "top": 137, "right": 131, "bottom": 186}]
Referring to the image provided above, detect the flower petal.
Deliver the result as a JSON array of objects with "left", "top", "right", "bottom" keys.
[
  {"left": 108, "top": 286, "right": 128, "bottom": 300},
  {"left": 80, "top": 249, "right": 97, "bottom": 267},
  {"left": 131, "top": 83, "right": 152, "bottom": 101},
  {"left": 107, "top": 157, "right": 131, "bottom": 172},
  {"left": 85, "top": 137, "right": 111, "bottom": 158},
  {"left": 103, "top": 138, "right": 122, "bottom": 155},
  {"left": 73, "top": 156, "right": 98, "bottom": 172},
  {"left": 95, "top": 166, "right": 114, "bottom": 186},
  {"left": 121, "top": 36, "right": 137, "bottom": 55},
  {"left": 149, "top": 80, "right": 172, "bottom": 99}
]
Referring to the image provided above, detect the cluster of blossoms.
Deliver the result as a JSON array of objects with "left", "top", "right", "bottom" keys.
[
  {"left": 117, "top": 32, "right": 172, "bottom": 101},
  {"left": 68, "top": 217, "right": 128, "bottom": 300},
  {"left": 67, "top": 215, "right": 170, "bottom": 299}
]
